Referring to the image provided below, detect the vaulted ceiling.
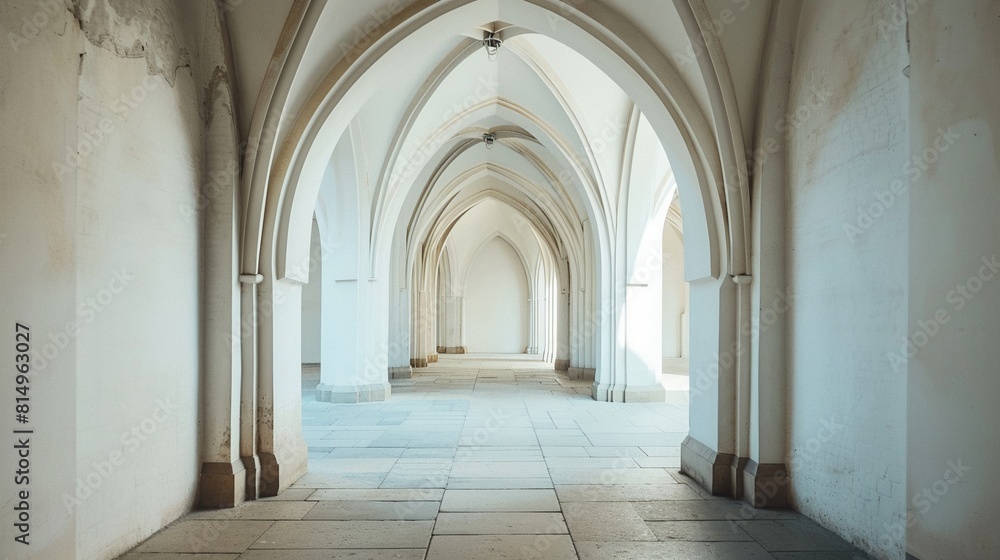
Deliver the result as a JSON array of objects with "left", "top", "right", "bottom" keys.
[{"left": 229, "top": 0, "right": 776, "bottom": 285}]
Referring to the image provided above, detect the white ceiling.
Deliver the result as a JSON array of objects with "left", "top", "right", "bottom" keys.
[{"left": 228, "top": 0, "right": 772, "bottom": 279}]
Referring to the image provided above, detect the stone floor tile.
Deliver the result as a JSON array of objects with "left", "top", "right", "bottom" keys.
[
  {"left": 542, "top": 447, "right": 590, "bottom": 457},
  {"left": 537, "top": 435, "right": 593, "bottom": 447},
  {"left": 119, "top": 555, "right": 237, "bottom": 560},
  {"left": 258, "top": 488, "right": 315, "bottom": 501},
  {"left": 187, "top": 502, "right": 317, "bottom": 521},
  {"left": 585, "top": 433, "right": 687, "bottom": 447},
  {"left": 584, "top": 447, "right": 648, "bottom": 458},
  {"left": 458, "top": 434, "right": 539, "bottom": 446},
  {"left": 554, "top": 484, "right": 700, "bottom": 502},
  {"left": 379, "top": 475, "right": 448, "bottom": 489},
  {"left": 237, "top": 551, "right": 426, "bottom": 560},
  {"left": 251, "top": 521, "right": 433, "bottom": 549},
  {"left": 549, "top": 467, "right": 679, "bottom": 486},
  {"left": 401, "top": 448, "right": 456, "bottom": 458},
  {"left": 647, "top": 520, "right": 755, "bottom": 542},
  {"left": 292, "top": 472, "right": 387, "bottom": 488},
  {"left": 639, "top": 446, "right": 681, "bottom": 457},
  {"left": 737, "top": 519, "right": 858, "bottom": 552},
  {"left": 446, "top": 477, "right": 554, "bottom": 489},
  {"left": 309, "top": 488, "right": 444, "bottom": 501},
  {"left": 123, "top": 358, "right": 863, "bottom": 560},
  {"left": 545, "top": 457, "right": 640, "bottom": 469},
  {"left": 305, "top": 500, "right": 440, "bottom": 520},
  {"left": 427, "top": 534, "right": 578, "bottom": 560},
  {"left": 633, "top": 500, "right": 799, "bottom": 522},
  {"left": 328, "top": 448, "right": 406, "bottom": 458},
  {"left": 135, "top": 520, "right": 274, "bottom": 554},
  {"left": 454, "top": 447, "right": 543, "bottom": 462},
  {"left": 450, "top": 461, "right": 549, "bottom": 478},
  {"left": 635, "top": 456, "right": 681, "bottom": 468},
  {"left": 309, "top": 458, "right": 399, "bottom": 473},
  {"left": 433, "top": 512, "right": 568, "bottom": 535},
  {"left": 562, "top": 502, "right": 657, "bottom": 542},
  {"left": 772, "top": 553, "right": 874, "bottom": 559},
  {"left": 575, "top": 541, "right": 776, "bottom": 559},
  {"left": 441, "top": 489, "right": 560, "bottom": 512}
]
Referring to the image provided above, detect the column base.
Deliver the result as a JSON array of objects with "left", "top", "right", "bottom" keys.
[
  {"left": 741, "top": 460, "right": 789, "bottom": 508},
  {"left": 241, "top": 454, "right": 260, "bottom": 501},
  {"left": 411, "top": 358, "right": 428, "bottom": 368},
  {"left": 554, "top": 359, "right": 570, "bottom": 371},
  {"left": 389, "top": 366, "right": 412, "bottom": 380},
  {"left": 730, "top": 456, "right": 749, "bottom": 501},
  {"left": 198, "top": 459, "right": 247, "bottom": 509},
  {"left": 436, "top": 346, "right": 467, "bottom": 354},
  {"left": 316, "top": 382, "right": 392, "bottom": 403},
  {"left": 680, "top": 435, "right": 735, "bottom": 496},
  {"left": 568, "top": 367, "right": 596, "bottom": 381},
  {"left": 428, "top": 354, "right": 438, "bottom": 363},
  {"left": 259, "top": 441, "right": 308, "bottom": 498},
  {"left": 592, "top": 383, "right": 666, "bottom": 403}
]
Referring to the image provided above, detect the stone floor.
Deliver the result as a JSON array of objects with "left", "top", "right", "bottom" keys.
[{"left": 119, "top": 355, "right": 871, "bottom": 560}]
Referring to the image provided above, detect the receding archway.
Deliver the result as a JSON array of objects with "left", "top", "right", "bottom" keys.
[
  {"left": 464, "top": 236, "right": 531, "bottom": 353},
  {"left": 231, "top": 0, "right": 750, "bottom": 500}
]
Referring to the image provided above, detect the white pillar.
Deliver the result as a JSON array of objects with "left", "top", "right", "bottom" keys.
[
  {"left": 317, "top": 274, "right": 390, "bottom": 403},
  {"left": 255, "top": 278, "right": 309, "bottom": 496}
]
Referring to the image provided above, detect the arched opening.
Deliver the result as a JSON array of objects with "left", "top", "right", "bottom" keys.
[
  {"left": 301, "top": 218, "right": 323, "bottom": 394},
  {"left": 233, "top": 0, "right": 749, "bottom": 500},
  {"left": 661, "top": 197, "right": 690, "bottom": 389}
]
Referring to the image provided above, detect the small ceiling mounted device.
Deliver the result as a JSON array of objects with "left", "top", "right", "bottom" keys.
[
  {"left": 483, "top": 31, "right": 503, "bottom": 61},
  {"left": 483, "top": 132, "right": 497, "bottom": 149}
]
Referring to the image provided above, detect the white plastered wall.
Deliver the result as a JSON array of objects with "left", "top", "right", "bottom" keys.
[
  {"left": 662, "top": 208, "right": 688, "bottom": 362},
  {"left": 906, "top": 2, "right": 1000, "bottom": 558},
  {"left": 785, "top": 2, "right": 908, "bottom": 557},
  {"left": 301, "top": 220, "right": 323, "bottom": 364},
  {"left": 1, "top": 1, "right": 208, "bottom": 558},
  {"left": 464, "top": 237, "right": 531, "bottom": 353}
]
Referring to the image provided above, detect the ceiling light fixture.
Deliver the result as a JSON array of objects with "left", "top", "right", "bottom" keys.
[
  {"left": 483, "top": 31, "right": 502, "bottom": 61},
  {"left": 483, "top": 133, "right": 497, "bottom": 149}
]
